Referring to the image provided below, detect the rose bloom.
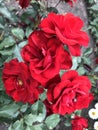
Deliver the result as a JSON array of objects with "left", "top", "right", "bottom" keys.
[
  {"left": 3, "top": 59, "right": 42, "bottom": 104},
  {"left": 47, "top": 70, "right": 94, "bottom": 115},
  {"left": 16, "top": 0, "right": 30, "bottom": 8},
  {"left": 21, "top": 30, "right": 72, "bottom": 86},
  {"left": 72, "top": 116, "right": 88, "bottom": 130},
  {"left": 44, "top": 74, "right": 61, "bottom": 115},
  {"left": 65, "top": 0, "right": 77, "bottom": 7},
  {"left": 39, "top": 13, "right": 89, "bottom": 56},
  {"left": 95, "top": 58, "right": 98, "bottom": 64}
]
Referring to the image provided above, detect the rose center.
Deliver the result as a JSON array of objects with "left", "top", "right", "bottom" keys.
[{"left": 17, "top": 79, "right": 23, "bottom": 86}]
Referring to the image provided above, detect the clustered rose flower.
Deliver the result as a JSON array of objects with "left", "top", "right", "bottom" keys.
[
  {"left": 65, "top": 0, "right": 77, "bottom": 7},
  {"left": 21, "top": 30, "right": 72, "bottom": 85},
  {"left": 2, "top": 12, "right": 93, "bottom": 119},
  {"left": 46, "top": 70, "right": 94, "bottom": 115},
  {"left": 3, "top": 59, "right": 42, "bottom": 103},
  {"left": 39, "top": 13, "right": 89, "bottom": 56},
  {"left": 72, "top": 116, "right": 88, "bottom": 130},
  {"left": 16, "top": 0, "right": 30, "bottom": 8},
  {"left": 16, "top": 0, "right": 77, "bottom": 8},
  {"left": 95, "top": 58, "right": 98, "bottom": 64}
]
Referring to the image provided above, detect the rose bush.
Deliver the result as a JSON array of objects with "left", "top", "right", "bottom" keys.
[
  {"left": 0, "top": 0, "right": 97, "bottom": 130},
  {"left": 3, "top": 58, "right": 42, "bottom": 103},
  {"left": 47, "top": 70, "right": 94, "bottom": 115}
]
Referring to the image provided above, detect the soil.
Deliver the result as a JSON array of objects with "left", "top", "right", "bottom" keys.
[{"left": 0, "top": 0, "right": 94, "bottom": 130}]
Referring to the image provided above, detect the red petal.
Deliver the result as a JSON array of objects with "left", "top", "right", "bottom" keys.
[
  {"left": 68, "top": 44, "right": 81, "bottom": 56},
  {"left": 62, "top": 70, "right": 78, "bottom": 81}
]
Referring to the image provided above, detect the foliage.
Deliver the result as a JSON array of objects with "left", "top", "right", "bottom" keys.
[{"left": 86, "top": 0, "right": 98, "bottom": 52}]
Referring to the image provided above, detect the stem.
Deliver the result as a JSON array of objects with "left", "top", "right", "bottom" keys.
[
  {"left": 0, "top": 31, "right": 4, "bottom": 40},
  {"left": 45, "top": 0, "right": 48, "bottom": 8},
  {"left": 54, "top": 0, "right": 61, "bottom": 8},
  {"left": 19, "top": 110, "right": 24, "bottom": 118}
]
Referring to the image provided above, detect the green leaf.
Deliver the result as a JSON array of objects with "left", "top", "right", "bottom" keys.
[
  {"left": 31, "top": 2, "right": 40, "bottom": 10},
  {"left": 0, "top": 58, "right": 4, "bottom": 67},
  {"left": 0, "top": 36, "right": 15, "bottom": 50},
  {"left": 5, "top": 55, "right": 13, "bottom": 63},
  {"left": 47, "top": 7, "right": 58, "bottom": 13},
  {"left": 77, "top": 66, "right": 86, "bottom": 75},
  {"left": 21, "top": 8, "right": 37, "bottom": 24},
  {"left": 64, "top": 114, "right": 71, "bottom": 127},
  {"left": 20, "top": 104, "right": 28, "bottom": 113},
  {"left": 45, "top": 114, "right": 60, "bottom": 129},
  {"left": 0, "top": 5, "right": 13, "bottom": 21},
  {"left": 84, "top": 48, "right": 93, "bottom": 56},
  {"left": 0, "top": 46, "right": 15, "bottom": 55},
  {"left": 9, "top": 119, "right": 24, "bottom": 130},
  {"left": 40, "top": 124, "right": 48, "bottom": 130},
  {"left": 0, "top": 55, "right": 12, "bottom": 66},
  {"left": 25, "top": 27, "right": 32, "bottom": 38},
  {"left": 71, "top": 56, "right": 81, "bottom": 70},
  {"left": 82, "top": 56, "right": 91, "bottom": 64},
  {"left": 13, "top": 119, "right": 24, "bottom": 130},
  {"left": 8, "top": 125, "right": 12, "bottom": 130},
  {"left": 31, "top": 100, "right": 46, "bottom": 122},
  {"left": 0, "top": 91, "right": 11, "bottom": 105},
  {"left": 0, "top": 15, "right": 5, "bottom": 25},
  {"left": 13, "top": 45, "right": 23, "bottom": 62},
  {"left": 25, "top": 126, "right": 31, "bottom": 130},
  {"left": 18, "top": 41, "right": 27, "bottom": 49},
  {"left": 33, "top": 125, "right": 42, "bottom": 130},
  {"left": 0, "top": 23, "right": 4, "bottom": 29},
  {"left": 25, "top": 101, "right": 46, "bottom": 126},
  {"left": 64, "top": 120, "right": 71, "bottom": 127},
  {"left": 94, "top": 66, "right": 98, "bottom": 72},
  {"left": 26, "top": 125, "right": 42, "bottom": 130},
  {"left": 11, "top": 28, "right": 24, "bottom": 40},
  {"left": 91, "top": 5, "right": 98, "bottom": 11},
  {"left": 39, "top": 90, "right": 47, "bottom": 101},
  {"left": 0, "top": 102, "right": 20, "bottom": 118},
  {"left": 60, "top": 70, "right": 65, "bottom": 77},
  {"left": 24, "top": 114, "right": 38, "bottom": 126},
  {"left": 75, "top": 110, "right": 82, "bottom": 116}
]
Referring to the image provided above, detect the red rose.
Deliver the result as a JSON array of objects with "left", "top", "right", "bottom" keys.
[
  {"left": 3, "top": 59, "right": 42, "bottom": 104},
  {"left": 47, "top": 70, "right": 94, "bottom": 115},
  {"left": 39, "top": 13, "right": 89, "bottom": 56},
  {"left": 21, "top": 30, "right": 72, "bottom": 86},
  {"left": 65, "top": 0, "right": 77, "bottom": 7},
  {"left": 95, "top": 58, "right": 98, "bottom": 64},
  {"left": 72, "top": 116, "right": 88, "bottom": 130},
  {"left": 16, "top": 0, "right": 30, "bottom": 8},
  {"left": 43, "top": 75, "right": 61, "bottom": 116}
]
